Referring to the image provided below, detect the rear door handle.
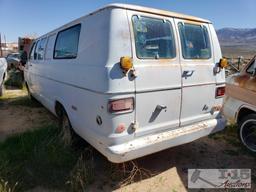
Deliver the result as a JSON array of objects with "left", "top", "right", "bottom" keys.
[
  {"left": 182, "top": 70, "right": 194, "bottom": 79},
  {"left": 156, "top": 105, "right": 167, "bottom": 110}
]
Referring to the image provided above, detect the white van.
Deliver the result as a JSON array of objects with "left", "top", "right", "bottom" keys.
[{"left": 24, "top": 4, "right": 227, "bottom": 163}]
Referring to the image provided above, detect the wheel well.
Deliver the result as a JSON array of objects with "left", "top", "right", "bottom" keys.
[
  {"left": 237, "top": 107, "right": 256, "bottom": 123},
  {"left": 55, "top": 101, "right": 64, "bottom": 117},
  {"left": 25, "top": 82, "right": 30, "bottom": 93}
]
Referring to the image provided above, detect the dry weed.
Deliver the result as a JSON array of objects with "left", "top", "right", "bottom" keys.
[
  {"left": 0, "top": 179, "right": 18, "bottom": 192},
  {"left": 67, "top": 148, "right": 94, "bottom": 191},
  {"left": 110, "top": 160, "right": 154, "bottom": 187}
]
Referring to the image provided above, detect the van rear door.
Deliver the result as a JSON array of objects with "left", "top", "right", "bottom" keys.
[
  {"left": 127, "top": 11, "right": 182, "bottom": 137},
  {"left": 175, "top": 20, "right": 216, "bottom": 126}
]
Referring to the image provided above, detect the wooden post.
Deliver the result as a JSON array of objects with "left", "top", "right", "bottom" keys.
[{"left": 238, "top": 56, "right": 240, "bottom": 71}]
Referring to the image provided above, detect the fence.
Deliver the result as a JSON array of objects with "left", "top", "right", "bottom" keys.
[{"left": 225, "top": 56, "right": 253, "bottom": 76}]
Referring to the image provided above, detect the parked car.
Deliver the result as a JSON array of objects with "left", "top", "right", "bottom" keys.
[
  {"left": 224, "top": 55, "right": 256, "bottom": 152},
  {"left": 24, "top": 4, "right": 227, "bottom": 163},
  {"left": 6, "top": 53, "right": 20, "bottom": 70},
  {"left": 0, "top": 58, "right": 7, "bottom": 96}
]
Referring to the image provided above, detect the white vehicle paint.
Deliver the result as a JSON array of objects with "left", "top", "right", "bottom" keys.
[
  {"left": 24, "top": 4, "right": 226, "bottom": 163},
  {"left": 0, "top": 58, "right": 7, "bottom": 96}
]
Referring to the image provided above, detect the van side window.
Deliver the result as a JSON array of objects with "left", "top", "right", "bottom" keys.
[
  {"left": 178, "top": 23, "right": 211, "bottom": 59},
  {"left": 45, "top": 34, "right": 56, "bottom": 60},
  {"left": 37, "top": 38, "right": 47, "bottom": 60},
  {"left": 33, "top": 40, "right": 40, "bottom": 60},
  {"left": 29, "top": 43, "right": 35, "bottom": 60},
  {"left": 132, "top": 16, "right": 176, "bottom": 59},
  {"left": 54, "top": 24, "right": 81, "bottom": 59}
]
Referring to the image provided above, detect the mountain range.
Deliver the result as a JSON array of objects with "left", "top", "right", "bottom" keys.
[
  {"left": 217, "top": 28, "right": 256, "bottom": 44},
  {"left": 216, "top": 28, "right": 256, "bottom": 57}
]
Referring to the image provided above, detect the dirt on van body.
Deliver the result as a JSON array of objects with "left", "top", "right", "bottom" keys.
[{"left": 0, "top": 89, "right": 255, "bottom": 192}]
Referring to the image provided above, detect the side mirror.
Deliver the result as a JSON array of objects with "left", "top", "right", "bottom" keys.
[{"left": 219, "top": 58, "right": 228, "bottom": 69}]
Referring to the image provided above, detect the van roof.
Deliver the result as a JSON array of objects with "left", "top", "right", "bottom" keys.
[
  {"left": 38, "top": 3, "right": 211, "bottom": 39},
  {"left": 102, "top": 3, "right": 211, "bottom": 23}
]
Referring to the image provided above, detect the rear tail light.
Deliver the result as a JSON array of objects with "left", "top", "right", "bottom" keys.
[
  {"left": 108, "top": 98, "right": 134, "bottom": 113},
  {"left": 216, "top": 86, "right": 225, "bottom": 98}
]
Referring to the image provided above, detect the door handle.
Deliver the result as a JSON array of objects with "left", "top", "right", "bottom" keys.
[
  {"left": 182, "top": 70, "right": 194, "bottom": 79},
  {"left": 156, "top": 105, "right": 167, "bottom": 110}
]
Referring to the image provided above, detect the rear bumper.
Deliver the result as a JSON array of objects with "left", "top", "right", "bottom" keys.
[{"left": 104, "top": 116, "right": 226, "bottom": 163}]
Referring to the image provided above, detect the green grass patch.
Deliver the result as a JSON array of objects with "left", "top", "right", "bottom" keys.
[
  {"left": 0, "top": 125, "right": 84, "bottom": 191},
  {"left": 0, "top": 178, "right": 18, "bottom": 192},
  {"left": 223, "top": 149, "right": 239, "bottom": 156},
  {"left": 209, "top": 124, "right": 256, "bottom": 158},
  {"left": 8, "top": 96, "right": 42, "bottom": 108},
  {"left": 4, "top": 70, "right": 24, "bottom": 89}
]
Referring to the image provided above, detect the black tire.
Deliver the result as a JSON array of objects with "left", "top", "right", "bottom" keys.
[
  {"left": 238, "top": 114, "right": 256, "bottom": 152},
  {"left": 59, "top": 107, "right": 88, "bottom": 148},
  {"left": 26, "top": 83, "right": 37, "bottom": 102},
  {"left": 59, "top": 110, "right": 73, "bottom": 146}
]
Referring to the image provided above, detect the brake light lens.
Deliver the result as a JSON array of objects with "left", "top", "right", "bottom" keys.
[
  {"left": 108, "top": 98, "right": 134, "bottom": 113},
  {"left": 216, "top": 87, "right": 225, "bottom": 98}
]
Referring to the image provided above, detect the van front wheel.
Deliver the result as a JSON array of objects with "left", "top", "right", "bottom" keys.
[{"left": 238, "top": 114, "right": 256, "bottom": 152}]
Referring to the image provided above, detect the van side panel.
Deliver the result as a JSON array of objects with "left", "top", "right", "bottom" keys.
[
  {"left": 106, "top": 8, "right": 135, "bottom": 94},
  {"left": 26, "top": 8, "right": 135, "bottom": 148},
  {"left": 69, "top": 8, "right": 135, "bottom": 147}
]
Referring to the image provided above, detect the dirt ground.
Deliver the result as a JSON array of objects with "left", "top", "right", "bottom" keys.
[
  {"left": 0, "top": 89, "right": 255, "bottom": 192},
  {"left": 0, "top": 89, "right": 55, "bottom": 141}
]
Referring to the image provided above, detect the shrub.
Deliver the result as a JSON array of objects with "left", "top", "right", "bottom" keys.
[{"left": 4, "top": 70, "right": 23, "bottom": 89}]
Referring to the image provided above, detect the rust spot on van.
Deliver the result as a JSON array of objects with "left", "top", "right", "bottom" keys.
[
  {"left": 118, "top": 29, "right": 130, "bottom": 40},
  {"left": 120, "top": 4, "right": 211, "bottom": 23}
]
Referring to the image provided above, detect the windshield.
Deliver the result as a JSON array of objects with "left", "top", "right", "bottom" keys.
[{"left": 8, "top": 53, "right": 20, "bottom": 59}]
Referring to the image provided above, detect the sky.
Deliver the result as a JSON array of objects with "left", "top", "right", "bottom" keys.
[{"left": 0, "top": 0, "right": 255, "bottom": 42}]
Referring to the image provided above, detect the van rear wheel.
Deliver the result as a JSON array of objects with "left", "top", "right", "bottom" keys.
[
  {"left": 26, "top": 83, "right": 37, "bottom": 102},
  {"left": 59, "top": 110, "right": 73, "bottom": 146},
  {"left": 0, "top": 83, "right": 4, "bottom": 96},
  {"left": 238, "top": 114, "right": 256, "bottom": 152},
  {"left": 58, "top": 107, "right": 89, "bottom": 148}
]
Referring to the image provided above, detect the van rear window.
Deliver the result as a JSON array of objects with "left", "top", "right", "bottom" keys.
[
  {"left": 54, "top": 24, "right": 81, "bottom": 59},
  {"left": 132, "top": 16, "right": 176, "bottom": 59},
  {"left": 178, "top": 23, "right": 211, "bottom": 59}
]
